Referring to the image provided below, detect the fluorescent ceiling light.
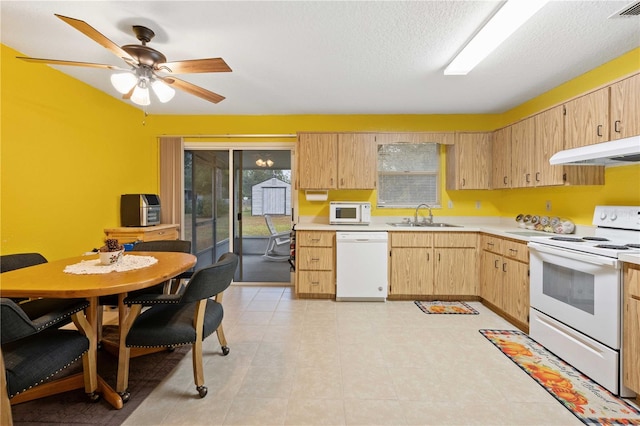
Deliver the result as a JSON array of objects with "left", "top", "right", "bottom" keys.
[{"left": 444, "top": 0, "right": 550, "bottom": 75}]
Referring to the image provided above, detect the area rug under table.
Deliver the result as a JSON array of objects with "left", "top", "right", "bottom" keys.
[
  {"left": 480, "top": 329, "right": 640, "bottom": 425},
  {"left": 10, "top": 342, "right": 190, "bottom": 425},
  {"left": 414, "top": 300, "right": 479, "bottom": 315}
]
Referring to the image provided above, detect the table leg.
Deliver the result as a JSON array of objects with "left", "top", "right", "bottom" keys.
[{"left": 116, "top": 294, "right": 142, "bottom": 399}]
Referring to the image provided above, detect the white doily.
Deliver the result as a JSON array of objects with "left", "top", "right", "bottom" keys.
[{"left": 64, "top": 255, "right": 158, "bottom": 275}]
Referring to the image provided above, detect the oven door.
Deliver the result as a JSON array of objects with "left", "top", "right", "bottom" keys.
[{"left": 528, "top": 242, "right": 621, "bottom": 349}]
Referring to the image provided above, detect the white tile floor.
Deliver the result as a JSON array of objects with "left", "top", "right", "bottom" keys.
[{"left": 122, "top": 286, "right": 583, "bottom": 425}]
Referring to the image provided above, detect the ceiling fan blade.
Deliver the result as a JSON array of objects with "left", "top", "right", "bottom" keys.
[
  {"left": 55, "top": 14, "right": 134, "bottom": 62},
  {"left": 160, "top": 58, "right": 232, "bottom": 74},
  {"left": 17, "top": 56, "right": 127, "bottom": 70},
  {"left": 161, "top": 76, "right": 225, "bottom": 104}
]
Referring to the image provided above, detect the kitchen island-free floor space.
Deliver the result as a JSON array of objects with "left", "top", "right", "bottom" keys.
[{"left": 124, "top": 286, "right": 584, "bottom": 425}]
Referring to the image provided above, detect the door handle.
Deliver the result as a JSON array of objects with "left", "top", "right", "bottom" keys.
[
  {"left": 614, "top": 120, "right": 621, "bottom": 133},
  {"left": 597, "top": 124, "right": 603, "bottom": 137}
]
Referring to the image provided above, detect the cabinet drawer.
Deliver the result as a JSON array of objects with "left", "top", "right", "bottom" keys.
[
  {"left": 298, "top": 270, "right": 334, "bottom": 294},
  {"left": 298, "top": 231, "right": 334, "bottom": 247},
  {"left": 298, "top": 247, "right": 334, "bottom": 270},
  {"left": 433, "top": 232, "right": 477, "bottom": 248},
  {"left": 143, "top": 227, "right": 179, "bottom": 241},
  {"left": 481, "top": 235, "right": 503, "bottom": 254},
  {"left": 503, "top": 239, "right": 528, "bottom": 263},
  {"left": 390, "top": 232, "right": 432, "bottom": 247}
]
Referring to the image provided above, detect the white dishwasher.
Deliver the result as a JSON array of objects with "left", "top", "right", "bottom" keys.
[{"left": 336, "top": 231, "right": 388, "bottom": 301}]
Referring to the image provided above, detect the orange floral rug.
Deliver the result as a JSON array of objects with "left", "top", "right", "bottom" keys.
[
  {"left": 414, "top": 301, "right": 479, "bottom": 315},
  {"left": 480, "top": 329, "right": 640, "bottom": 425}
]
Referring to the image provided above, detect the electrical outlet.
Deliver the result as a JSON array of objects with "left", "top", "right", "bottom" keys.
[
  {"left": 546, "top": 200, "right": 552, "bottom": 211},
  {"left": 448, "top": 200, "right": 454, "bottom": 209},
  {"left": 476, "top": 201, "right": 481, "bottom": 210}
]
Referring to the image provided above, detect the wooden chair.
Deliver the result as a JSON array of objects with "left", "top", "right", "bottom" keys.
[
  {"left": 116, "top": 252, "right": 238, "bottom": 400},
  {"left": 263, "top": 215, "right": 290, "bottom": 261},
  {"left": 1, "top": 297, "right": 96, "bottom": 425}
]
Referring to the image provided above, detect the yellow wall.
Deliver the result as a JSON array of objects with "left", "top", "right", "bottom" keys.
[
  {"left": 1, "top": 43, "right": 639, "bottom": 260},
  {"left": 1, "top": 45, "right": 157, "bottom": 259}
]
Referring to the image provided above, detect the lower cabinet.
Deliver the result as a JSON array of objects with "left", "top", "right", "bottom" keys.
[
  {"left": 389, "top": 232, "right": 478, "bottom": 298},
  {"left": 480, "top": 234, "right": 530, "bottom": 329},
  {"left": 295, "top": 231, "right": 335, "bottom": 297},
  {"left": 623, "top": 263, "right": 640, "bottom": 397}
]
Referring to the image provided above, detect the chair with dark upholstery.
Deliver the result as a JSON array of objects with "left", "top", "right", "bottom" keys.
[
  {"left": 117, "top": 252, "right": 238, "bottom": 399},
  {"left": 1, "top": 253, "right": 48, "bottom": 303},
  {"left": 1, "top": 297, "right": 96, "bottom": 424}
]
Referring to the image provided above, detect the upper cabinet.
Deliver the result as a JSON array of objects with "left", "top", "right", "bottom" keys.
[
  {"left": 510, "top": 117, "right": 536, "bottom": 188},
  {"left": 564, "top": 87, "right": 610, "bottom": 149},
  {"left": 298, "top": 132, "right": 376, "bottom": 190},
  {"left": 610, "top": 73, "right": 640, "bottom": 140},
  {"left": 336, "top": 133, "right": 377, "bottom": 189},
  {"left": 491, "top": 126, "right": 512, "bottom": 189},
  {"left": 534, "top": 106, "right": 565, "bottom": 186},
  {"left": 298, "top": 133, "right": 338, "bottom": 189},
  {"left": 446, "top": 132, "right": 492, "bottom": 190}
]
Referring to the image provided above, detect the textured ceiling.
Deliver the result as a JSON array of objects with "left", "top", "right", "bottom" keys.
[{"left": 1, "top": 1, "right": 639, "bottom": 115}]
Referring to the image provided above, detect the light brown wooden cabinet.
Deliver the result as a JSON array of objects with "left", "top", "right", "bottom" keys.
[
  {"left": 564, "top": 86, "right": 610, "bottom": 149},
  {"left": 491, "top": 126, "right": 512, "bottom": 188},
  {"left": 623, "top": 263, "right": 640, "bottom": 397},
  {"left": 389, "top": 232, "right": 477, "bottom": 297},
  {"left": 297, "top": 132, "right": 376, "bottom": 190},
  {"left": 389, "top": 232, "right": 433, "bottom": 296},
  {"left": 610, "top": 73, "right": 640, "bottom": 140},
  {"left": 506, "top": 106, "right": 603, "bottom": 188},
  {"left": 480, "top": 234, "right": 529, "bottom": 330},
  {"left": 446, "top": 132, "right": 492, "bottom": 190},
  {"left": 103, "top": 224, "right": 179, "bottom": 244},
  {"left": 295, "top": 231, "right": 335, "bottom": 297}
]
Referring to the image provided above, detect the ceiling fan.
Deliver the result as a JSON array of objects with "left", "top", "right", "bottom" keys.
[{"left": 17, "top": 14, "right": 232, "bottom": 105}]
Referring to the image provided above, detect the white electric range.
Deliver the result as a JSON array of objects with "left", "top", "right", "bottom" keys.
[{"left": 528, "top": 205, "right": 640, "bottom": 397}]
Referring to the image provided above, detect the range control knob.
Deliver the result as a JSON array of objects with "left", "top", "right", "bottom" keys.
[
  {"left": 600, "top": 212, "right": 607, "bottom": 220},
  {"left": 610, "top": 213, "right": 617, "bottom": 221}
]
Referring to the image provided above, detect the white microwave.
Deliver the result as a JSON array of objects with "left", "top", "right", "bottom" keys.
[{"left": 329, "top": 202, "right": 371, "bottom": 225}]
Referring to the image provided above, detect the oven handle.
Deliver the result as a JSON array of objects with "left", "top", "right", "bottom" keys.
[{"left": 527, "top": 242, "right": 620, "bottom": 268}]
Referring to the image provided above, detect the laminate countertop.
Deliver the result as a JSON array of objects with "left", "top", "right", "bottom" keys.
[{"left": 295, "top": 216, "right": 595, "bottom": 244}]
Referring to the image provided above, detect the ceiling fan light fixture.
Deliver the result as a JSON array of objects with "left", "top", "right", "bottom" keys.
[
  {"left": 444, "top": 0, "right": 549, "bottom": 75},
  {"left": 151, "top": 79, "right": 176, "bottom": 103},
  {"left": 110, "top": 71, "right": 138, "bottom": 94},
  {"left": 130, "top": 83, "right": 151, "bottom": 106}
]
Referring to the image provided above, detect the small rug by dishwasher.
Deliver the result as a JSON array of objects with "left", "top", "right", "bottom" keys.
[
  {"left": 480, "top": 329, "right": 640, "bottom": 425},
  {"left": 414, "top": 300, "right": 479, "bottom": 315}
]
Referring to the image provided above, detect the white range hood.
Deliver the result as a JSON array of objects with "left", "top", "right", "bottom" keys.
[{"left": 549, "top": 135, "right": 640, "bottom": 166}]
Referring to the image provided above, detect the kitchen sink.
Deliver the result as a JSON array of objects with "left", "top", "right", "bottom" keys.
[{"left": 387, "top": 222, "right": 462, "bottom": 228}]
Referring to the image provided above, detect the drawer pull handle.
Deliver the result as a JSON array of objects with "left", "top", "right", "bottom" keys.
[
  {"left": 311, "top": 258, "right": 319, "bottom": 261},
  {"left": 311, "top": 281, "right": 320, "bottom": 285},
  {"left": 487, "top": 242, "right": 494, "bottom": 246},
  {"left": 311, "top": 238, "right": 320, "bottom": 242},
  {"left": 509, "top": 248, "right": 517, "bottom": 254}
]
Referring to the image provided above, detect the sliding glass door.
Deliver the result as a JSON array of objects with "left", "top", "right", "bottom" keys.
[{"left": 184, "top": 147, "right": 292, "bottom": 283}]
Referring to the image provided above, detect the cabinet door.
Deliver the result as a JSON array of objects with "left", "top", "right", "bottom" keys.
[
  {"left": 447, "top": 132, "right": 492, "bottom": 190},
  {"left": 390, "top": 248, "right": 433, "bottom": 295},
  {"left": 337, "top": 133, "right": 377, "bottom": 189},
  {"left": 433, "top": 248, "right": 477, "bottom": 295},
  {"left": 503, "top": 259, "right": 529, "bottom": 325},
  {"left": 623, "top": 265, "right": 640, "bottom": 393},
  {"left": 481, "top": 251, "right": 503, "bottom": 307},
  {"left": 610, "top": 73, "right": 640, "bottom": 140},
  {"left": 511, "top": 118, "right": 536, "bottom": 188},
  {"left": 534, "top": 106, "right": 564, "bottom": 186},
  {"left": 492, "top": 126, "right": 512, "bottom": 188},
  {"left": 298, "top": 133, "right": 337, "bottom": 189},
  {"left": 564, "top": 87, "right": 609, "bottom": 149}
]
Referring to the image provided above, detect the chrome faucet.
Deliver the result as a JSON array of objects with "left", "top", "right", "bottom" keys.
[{"left": 414, "top": 203, "right": 433, "bottom": 224}]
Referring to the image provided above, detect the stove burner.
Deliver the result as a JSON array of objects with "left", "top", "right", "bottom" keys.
[
  {"left": 626, "top": 244, "right": 640, "bottom": 249},
  {"left": 593, "top": 244, "right": 629, "bottom": 250},
  {"left": 582, "top": 237, "right": 609, "bottom": 242},
  {"left": 550, "top": 237, "right": 584, "bottom": 242}
]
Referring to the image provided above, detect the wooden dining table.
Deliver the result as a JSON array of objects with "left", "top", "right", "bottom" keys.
[{"left": 0, "top": 251, "right": 196, "bottom": 409}]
